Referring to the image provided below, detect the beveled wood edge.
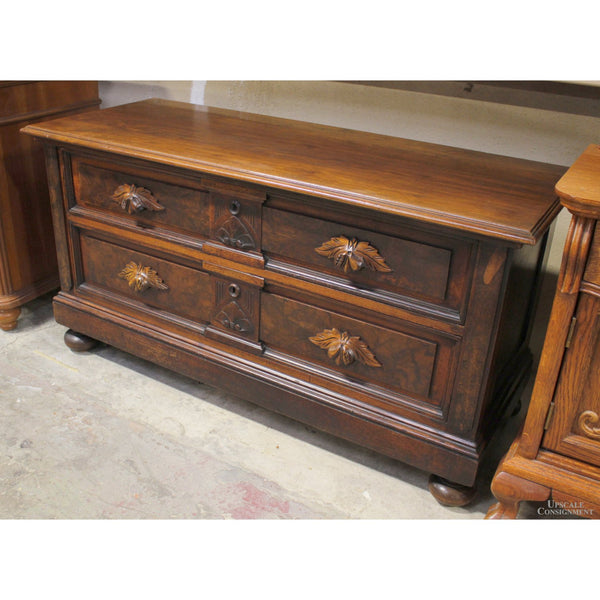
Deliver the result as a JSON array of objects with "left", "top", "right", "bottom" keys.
[
  {"left": 0, "top": 274, "right": 59, "bottom": 309},
  {"left": 265, "top": 257, "right": 465, "bottom": 326},
  {"left": 555, "top": 144, "right": 600, "bottom": 217},
  {"left": 21, "top": 129, "right": 562, "bottom": 246},
  {"left": 581, "top": 280, "right": 600, "bottom": 299}
]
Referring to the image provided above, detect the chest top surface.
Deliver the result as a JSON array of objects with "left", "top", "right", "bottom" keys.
[
  {"left": 555, "top": 144, "right": 600, "bottom": 218},
  {"left": 22, "top": 98, "right": 566, "bottom": 245}
]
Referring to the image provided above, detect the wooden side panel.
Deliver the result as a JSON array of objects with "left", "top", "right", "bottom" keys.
[
  {"left": 0, "top": 117, "right": 57, "bottom": 292},
  {"left": 0, "top": 82, "right": 99, "bottom": 310},
  {"left": 446, "top": 243, "right": 512, "bottom": 436}
]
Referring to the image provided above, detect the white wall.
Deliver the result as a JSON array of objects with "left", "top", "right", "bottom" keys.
[{"left": 98, "top": 80, "right": 600, "bottom": 356}]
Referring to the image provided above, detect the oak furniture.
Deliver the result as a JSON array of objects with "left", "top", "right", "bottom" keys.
[
  {"left": 0, "top": 81, "right": 100, "bottom": 330},
  {"left": 23, "top": 99, "right": 565, "bottom": 505},
  {"left": 487, "top": 144, "right": 600, "bottom": 519}
]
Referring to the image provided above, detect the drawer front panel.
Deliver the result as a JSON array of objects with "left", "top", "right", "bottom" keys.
[
  {"left": 210, "top": 275, "right": 261, "bottom": 341},
  {"left": 210, "top": 192, "right": 262, "bottom": 252},
  {"left": 260, "top": 293, "right": 458, "bottom": 412},
  {"left": 263, "top": 207, "right": 470, "bottom": 312},
  {"left": 71, "top": 156, "right": 211, "bottom": 239},
  {"left": 78, "top": 234, "right": 212, "bottom": 323}
]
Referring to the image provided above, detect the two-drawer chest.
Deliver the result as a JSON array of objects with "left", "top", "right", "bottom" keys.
[{"left": 23, "top": 99, "right": 566, "bottom": 505}]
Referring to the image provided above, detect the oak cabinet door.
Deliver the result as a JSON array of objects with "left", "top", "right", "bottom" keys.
[{"left": 544, "top": 292, "right": 600, "bottom": 466}]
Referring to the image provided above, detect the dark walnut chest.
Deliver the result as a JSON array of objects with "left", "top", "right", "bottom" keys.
[{"left": 23, "top": 99, "right": 565, "bottom": 505}]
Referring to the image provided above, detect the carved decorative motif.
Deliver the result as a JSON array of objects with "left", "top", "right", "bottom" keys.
[
  {"left": 315, "top": 236, "right": 392, "bottom": 273},
  {"left": 215, "top": 216, "right": 256, "bottom": 250},
  {"left": 558, "top": 216, "right": 595, "bottom": 294},
  {"left": 309, "top": 328, "right": 382, "bottom": 368},
  {"left": 215, "top": 301, "right": 253, "bottom": 334},
  {"left": 118, "top": 262, "right": 168, "bottom": 293},
  {"left": 112, "top": 184, "right": 164, "bottom": 214},
  {"left": 578, "top": 410, "right": 600, "bottom": 440}
]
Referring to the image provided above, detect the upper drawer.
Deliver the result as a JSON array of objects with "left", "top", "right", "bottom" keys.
[
  {"left": 70, "top": 155, "right": 211, "bottom": 239},
  {"left": 262, "top": 207, "right": 473, "bottom": 318}
]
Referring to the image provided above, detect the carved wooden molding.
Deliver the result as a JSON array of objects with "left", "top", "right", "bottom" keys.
[
  {"left": 215, "top": 301, "right": 253, "bottom": 334},
  {"left": 315, "top": 236, "right": 392, "bottom": 273},
  {"left": 215, "top": 216, "right": 256, "bottom": 250},
  {"left": 578, "top": 410, "right": 600, "bottom": 440},
  {"left": 112, "top": 184, "right": 164, "bottom": 214},
  {"left": 558, "top": 216, "right": 595, "bottom": 294},
  {"left": 118, "top": 262, "right": 168, "bottom": 293},
  {"left": 309, "top": 328, "right": 382, "bottom": 367}
]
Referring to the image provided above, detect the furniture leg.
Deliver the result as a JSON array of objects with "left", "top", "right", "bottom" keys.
[
  {"left": 0, "top": 307, "right": 21, "bottom": 331},
  {"left": 428, "top": 474, "right": 477, "bottom": 507},
  {"left": 485, "top": 470, "right": 550, "bottom": 519},
  {"left": 64, "top": 329, "right": 98, "bottom": 352}
]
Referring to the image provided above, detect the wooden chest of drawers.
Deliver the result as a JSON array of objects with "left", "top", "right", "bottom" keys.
[
  {"left": 0, "top": 81, "right": 100, "bottom": 330},
  {"left": 23, "top": 99, "right": 566, "bottom": 505}
]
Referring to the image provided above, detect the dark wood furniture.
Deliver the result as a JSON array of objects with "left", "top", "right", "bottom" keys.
[
  {"left": 23, "top": 99, "right": 565, "bottom": 505},
  {"left": 0, "top": 81, "right": 100, "bottom": 330},
  {"left": 487, "top": 144, "right": 600, "bottom": 519}
]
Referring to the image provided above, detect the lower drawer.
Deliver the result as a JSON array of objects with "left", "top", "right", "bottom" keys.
[
  {"left": 78, "top": 233, "right": 213, "bottom": 324},
  {"left": 260, "top": 293, "right": 459, "bottom": 417}
]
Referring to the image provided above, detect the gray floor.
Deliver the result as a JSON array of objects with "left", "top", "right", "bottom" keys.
[{"left": 0, "top": 292, "right": 568, "bottom": 520}]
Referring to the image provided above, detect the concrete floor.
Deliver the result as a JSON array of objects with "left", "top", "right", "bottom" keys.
[{"left": 0, "top": 292, "right": 572, "bottom": 520}]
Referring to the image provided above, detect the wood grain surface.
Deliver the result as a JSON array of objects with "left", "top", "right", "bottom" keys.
[{"left": 22, "top": 99, "right": 565, "bottom": 244}]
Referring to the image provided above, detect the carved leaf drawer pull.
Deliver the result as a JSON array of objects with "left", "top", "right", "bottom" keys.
[
  {"left": 578, "top": 410, "right": 600, "bottom": 440},
  {"left": 315, "top": 236, "right": 392, "bottom": 273},
  {"left": 118, "top": 262, "right": 169, "bottom": 293},
  {"left": 309, "top": 328, "right": 382, "bottom": 368},
  {"left": 112, "top": 184, "right": 165, "bottom": 214}
]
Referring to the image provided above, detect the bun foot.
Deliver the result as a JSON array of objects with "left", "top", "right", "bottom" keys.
[
  {"left": 428, "top": 474, "right": 477, "bottom": 507},
  {"left": 0, "top": 307, "right": 21, "bottom": 331},
  {"left": 64, "top": 329, "right": 98, "bottom": 352}
]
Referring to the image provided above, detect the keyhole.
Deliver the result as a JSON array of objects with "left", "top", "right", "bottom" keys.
[
  {"left": 230, "top": 200, "right": 241, "bottom": 215},
  {"left": 228, "top": 283, "right": 240, "bottom": 298}
]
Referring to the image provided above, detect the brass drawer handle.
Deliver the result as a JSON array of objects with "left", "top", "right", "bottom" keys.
[
  {"left": 578, "top": 410, "right": 600, "bottom": 440},
  {"left": 118, "top": 262, "right": 168, "bottom": 293},
  {"left": 112, "top": 184, "right": 165, "bottom": 214},
  {"left": 315, "top": 236, "right": 392, "bottom": 273},
  {"left": 309, "top": 328, "right": 382, "bottom": 368}
]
